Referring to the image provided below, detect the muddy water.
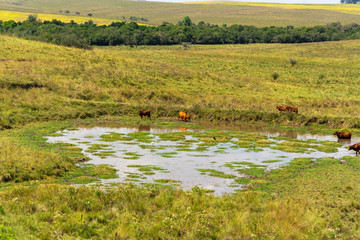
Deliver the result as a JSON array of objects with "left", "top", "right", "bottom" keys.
[{"left": 47, "top": 125, "right": 359, "bottom": 195}]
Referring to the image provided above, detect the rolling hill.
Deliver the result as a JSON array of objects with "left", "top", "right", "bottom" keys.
[{"left": 1, "top": 0, "right": 360, "bottom": 26}]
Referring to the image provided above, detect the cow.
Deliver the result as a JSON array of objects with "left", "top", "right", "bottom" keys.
[
  {"left": 178, "top": 111, "right": 191, "bottom": 122},
  {"left": 333, "top": 131, "right": 351, "bottom": 139},
  {"left": 139, "top": 110, "right": 151, "bottom": 119},
  {"left": 287, "top": 106, "right": 298, "bottom": 114},
  {"left": 276, "top": 106, "right": 288, "bottom": 112},
  {"left": 277, "top": 105, "right": 298, "bottom": 114},
  {"left": 349, "top": 143, "right": 360, "bottom": 156}
]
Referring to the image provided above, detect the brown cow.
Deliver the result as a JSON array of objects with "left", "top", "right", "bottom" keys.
[
  {"left": 349, "top": 143, "right": 360, "bottom": 156},
  {"left": 277, "top": 105, "right": 298, "bottom": 114},
  {"left": 287, "top": 106, "right": 298, "bottom": 114},
  {"left": 139, "top": 110, "right": 151, "bottom": 119},
  {"left": 178, "top": 111, "right": 191, "bottom": 122},
  {"left": 334, "top": 131, "right": 351, "bottom": 139},
  {"left": 276, "top": 106, "right": 288, "bottom": 112}
]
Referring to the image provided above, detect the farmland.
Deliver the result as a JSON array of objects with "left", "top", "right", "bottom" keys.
[
  {"left": 1, "top": 0, "right": 360, "bottom": 26},
  {"left": 0, "top": 10, "right": 123, "bottom": 25}
]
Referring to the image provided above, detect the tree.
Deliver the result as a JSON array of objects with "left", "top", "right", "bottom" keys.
[
  {"left": 27, "top": 15, "right": 37, "bottom": 22},
  {"left": 182, "top": 16, "right": 192, "bottom": 27},
  {"left": 341, "top": 0, "right": 360, "bottom": 3}
]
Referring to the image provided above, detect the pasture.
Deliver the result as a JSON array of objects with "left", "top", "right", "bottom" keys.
[
  {"left": 1, "top": 35, "right": 360, "bottom": 129},
  {"left": 2, "top": 35, "right": 360, "bottom": 238},
  {"left": 1, "top": 0, "right": 360, "bottom": 26}
]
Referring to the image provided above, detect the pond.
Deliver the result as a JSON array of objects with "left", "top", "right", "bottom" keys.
[{"left": 47, "top": 124, "right": 359, "bottom": 195}]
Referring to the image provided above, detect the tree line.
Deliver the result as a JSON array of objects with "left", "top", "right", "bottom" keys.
[
  {"left": 341, "top": 0, "right": 360, "bottom": 3},
  {"left": 1, "top": 16, "right": 360, "bottom": 49}
]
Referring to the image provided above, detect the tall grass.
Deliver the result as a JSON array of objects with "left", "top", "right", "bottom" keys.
[
  {"left": 0, "top": 184, "right": 323, "bottom": 239},
  {"left": 0, "top": 138, "right": 66, "bottom": 182}
]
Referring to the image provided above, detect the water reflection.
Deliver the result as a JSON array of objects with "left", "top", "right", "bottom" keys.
[
  {"left": 138, "top": 125, "right": 151, "bottom": 132},
  {"left": 337, "top": 139, "right": 351, "bottom": 145}
]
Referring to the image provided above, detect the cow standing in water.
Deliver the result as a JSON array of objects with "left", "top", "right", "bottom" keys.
[
  {"left": 178, "top": 111, "right": 191, "bottom": 122},
  {"left": 139, "top": 110, "right": 151, "bottom": 119},
  {"left": 349, "top": 143, "right": 360, "bottom": 156},
  {"left": 334, "top": 131, "right": 351, "bottom": 139}
]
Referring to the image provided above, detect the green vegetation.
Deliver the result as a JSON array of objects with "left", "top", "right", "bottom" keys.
[{"left": 3, "top": 17, "right": 360, "bottom": 49}]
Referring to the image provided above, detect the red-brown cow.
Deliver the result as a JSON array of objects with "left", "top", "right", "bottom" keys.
[
  {"left": 178, "top": 111, "right": 191, "bottom": 122},
  {"left": 287, "top": 106, "right": 298, "bottom": 114},
  {"left": 349, "top": 142, "right": 360, "bottom": 156},
  {"left": 139, "top": 110, "right": 151, "bottom": 119},
  {"left": 334, "top": 131, "right": 351, "bottom": 139},
  {"left": 277, "top": 105, "right": 298, "bottom": 114},
  {"left": 276, "top": 106, "right": 287, "bottom": 112}
]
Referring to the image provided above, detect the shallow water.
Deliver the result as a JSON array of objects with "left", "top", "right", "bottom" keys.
[{"left": 47, "top": 125, "right": 359, "bottom": 195}]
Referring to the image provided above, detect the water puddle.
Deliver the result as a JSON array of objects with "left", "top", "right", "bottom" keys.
[{"left": 47, "top": 125, "right": 359, "bottom": 195}]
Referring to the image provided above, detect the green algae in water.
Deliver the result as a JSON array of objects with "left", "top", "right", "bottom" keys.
[
  {"left": 197, "top": 169, "right": 236, "bottom": 179},
  {"left": 93, "top": 151, "right": 116, "bottom": 158},
  {"left": 188, "top": 154, "right": 211, "bottom": 157},
  {"left": 245, "top": 148, "right": 263, "bottom": 153},
  {"left": 154, "top": 179, "right": 180, "bottom": 183},
  {"left": 262, "top": 160, "right": 282, "bottom": 163},
  {"left": 214, "top": 149, "right": 227, "bottom": 154},
  {"left": 157, "top": 132, "right": 191, "bottom": 141},
  {"left": 127, "top": 165, "right": 166, "bottom": 172},
  {"left": 100, "top": 132, "right": 134, "bottom": 142},
  {"left": 232, "top": 140, "right": 253, "bottom": 148},
  {"left": 158, "top": 152, "right": 178, "bottom": 158}
]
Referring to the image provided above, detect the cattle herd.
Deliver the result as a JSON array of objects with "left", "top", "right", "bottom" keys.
[{"left": 138, "top": 107, "right": 359, "bottom": 156}]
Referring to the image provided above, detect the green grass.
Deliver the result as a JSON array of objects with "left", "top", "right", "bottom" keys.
[
  {"left": 3, "top": 29, "right": 360, "bottom": 239},
  {"left": 3, "top": 36, "right": 360, "bottom": 129},
  {"left": 1, "top": 1, "right": 360, "bottom": 27}
]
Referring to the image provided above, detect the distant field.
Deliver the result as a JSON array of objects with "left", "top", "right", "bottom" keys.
[
  {"left": 0, "top": 10, "right": 122, "bottom": 24},
  {"left": 1, "top": 0, "right": 360, "bottom": 26},
  {"left": 188, "top": 1, "right": 360, "bottom": 15}
]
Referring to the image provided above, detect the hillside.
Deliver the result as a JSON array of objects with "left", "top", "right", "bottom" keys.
[
  {"left": 1, "top": 35, "right": 360, "bottom": 129},
  {"left": 1, "top": 0, "right": 360, "bottom": 26}
]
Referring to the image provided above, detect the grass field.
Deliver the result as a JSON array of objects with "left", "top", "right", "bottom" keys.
[
  {"left": 3, "top": 35, "right": 360, "bottom": 238},
  {"left": 1, "top": 0, "right": 360, "bottom": 26},
  {"left": 1, "top": 35, "right": 360, "bottom": 129},
  {"left": 0, "top": 10, "right": 123, "bottom": 25}
]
